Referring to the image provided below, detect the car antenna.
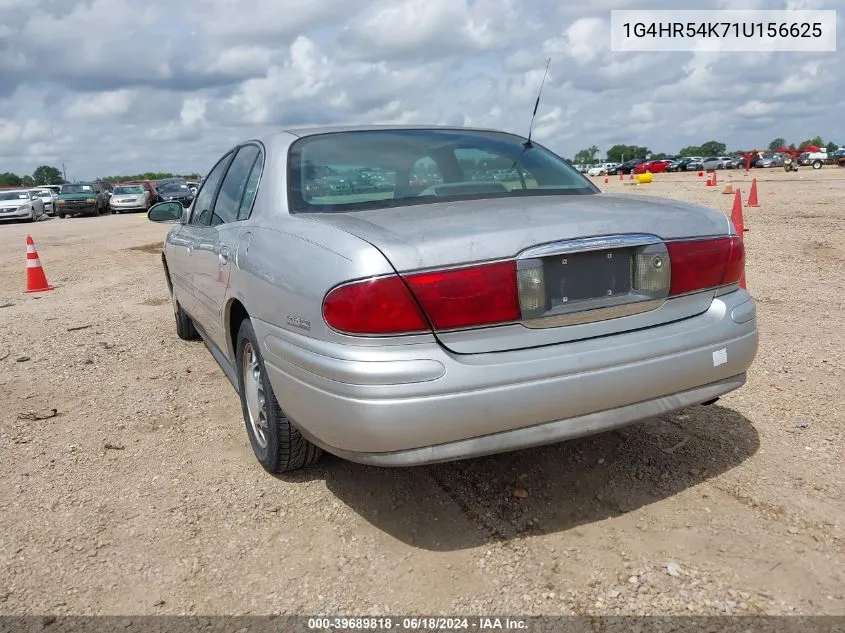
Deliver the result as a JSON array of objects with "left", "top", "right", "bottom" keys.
[{"left": 523, "top": 57, "right": 551, "bottom": 149}]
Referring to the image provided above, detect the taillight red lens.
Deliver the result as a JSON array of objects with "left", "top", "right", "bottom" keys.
[
  {"left": 404, "top": 260, "right": 520, "bottom": 330},
  {"left": 322, "top": 275, "right": 428, "bottom": 335},
  {"left": 666, "top": 236, "right": 744, "bottom": 296},
  {"left": 721, "top": 236, "right": 745, "bottom": 286}
]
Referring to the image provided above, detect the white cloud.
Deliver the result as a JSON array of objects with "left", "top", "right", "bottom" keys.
[
  {"left": 0, "top": 0, "right": 843, "bottom": 178},
  {"left": 65, "top": 90, "right": 137, "bottom": 119}
]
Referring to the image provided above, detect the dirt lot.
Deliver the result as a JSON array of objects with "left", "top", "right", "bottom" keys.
[{"left": 1, "top": 168, "right": 843, "bottom": 616}]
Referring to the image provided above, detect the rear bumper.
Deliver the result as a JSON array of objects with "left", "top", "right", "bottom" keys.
[{"left": 258, "top": 289, "right": 759, "bottom": 466}]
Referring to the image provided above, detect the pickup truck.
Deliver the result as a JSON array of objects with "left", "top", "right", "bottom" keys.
[
  {"left": 55, "top": 182, "right": 110, "bottom": 218},
  {"left": 834, "top": 149, "right": 845, "bottom": 167}
]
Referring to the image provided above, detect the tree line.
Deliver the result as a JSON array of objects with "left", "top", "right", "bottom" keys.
[
  {"left": 0, "top": 165, "right": 201, "bottom": 188},
  {"left": 572, "top": 137, "right": 840, "bottom": 165}
]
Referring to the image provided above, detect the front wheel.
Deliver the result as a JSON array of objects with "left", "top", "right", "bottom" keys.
[
  {"left": 174, "top": 299, "right": 199, "bottom": 341},
  {"left": 235, "top": 319, "right": 322, "bottom": 473},
  {"left": 812, "top": 160, "right": 822, "bottom": 170}
]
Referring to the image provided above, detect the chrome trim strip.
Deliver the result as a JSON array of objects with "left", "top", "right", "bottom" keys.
[
  {"left": 521, "top": 298, "right": 665, "bottom": 329},
  {"left": 517, "top": 233, "right": 662, "bottom": 259}
]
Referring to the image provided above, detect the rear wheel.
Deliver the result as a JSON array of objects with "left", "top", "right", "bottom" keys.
[
  {"left": 812, "top": 160, "right": 822, "bottom": 169},
  {"left": 235, "top": 319, "right": 322, "bottom": 473}
]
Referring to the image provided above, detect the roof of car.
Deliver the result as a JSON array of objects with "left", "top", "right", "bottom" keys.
[{"left": 282, "top": 124, "right": 514, "bottom": 138}]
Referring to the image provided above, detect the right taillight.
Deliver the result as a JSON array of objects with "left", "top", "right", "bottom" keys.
[{"left": 666, "top": 236, "right": 745, "bottom": 296}]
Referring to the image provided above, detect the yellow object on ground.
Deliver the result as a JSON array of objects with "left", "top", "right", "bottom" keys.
[{"left": 636, "top": 172, "right": 653, "bottom": 184}]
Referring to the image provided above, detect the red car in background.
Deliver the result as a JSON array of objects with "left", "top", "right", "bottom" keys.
[{"left": 634, "top": 160, "right": 671, "bottom": 174}]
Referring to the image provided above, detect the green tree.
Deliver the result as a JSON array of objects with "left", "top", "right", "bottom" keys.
[
  {"left": 587, "top": 145, "right": 600, "bottom": 163},
  {"left": 699, "top": 140, "right": 727, "bottom": 156},
  {"left": 21, "top": 175, "right": 35, "bottom": 186},
  {"left": 572, "top": 149, "right": 593, "bottom": 164},
  {"left": 32, "top": 165, "right": 65, "bottom": 185},
  {"left": 605, "top": 144, "right": 649, "bottom": 163},
  {"left": 768, "top": 138, "right": 786, "bottom": 151},
  {"left": 825, "top": 142, "right": 838, "bottom": 153},
  {"left": 678, "top": 145, "right": 703, "bottom": 157},
  {"left": 798, "top": 136, "right": 824, "bottom": 150},
  {"left": 0, "top": 172, "right": 23, "bottom": 187}
]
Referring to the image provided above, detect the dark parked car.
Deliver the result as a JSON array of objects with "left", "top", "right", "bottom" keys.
[{"left": 157, "top": 180, "right": 194, "bottom": 207}]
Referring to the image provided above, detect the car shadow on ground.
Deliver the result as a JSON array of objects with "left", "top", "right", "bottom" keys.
[{"left": 278, "top": 404, "right": 759, "bottom": 552}]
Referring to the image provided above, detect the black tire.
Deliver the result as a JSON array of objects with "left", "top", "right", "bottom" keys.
[
  {"left": 58, "top": 212, "right": 65, "bottom": 219},
  {"left": 812, "top": 160, "right": 822, "bottom": 170},
  {"left": 235, "top": 318, "right": 322, "bottom": 473},
  {"left": 174, "top": 299, "right": 200, "bottom": 341}
]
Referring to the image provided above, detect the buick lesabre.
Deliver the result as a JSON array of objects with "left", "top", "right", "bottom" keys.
[{"left": 147, "top": 125, "right": 758, "bottom": 473}]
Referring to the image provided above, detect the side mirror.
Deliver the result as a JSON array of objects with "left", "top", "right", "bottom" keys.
[{"left": 148, "top": 201, "right": 184, "bottom": 223}]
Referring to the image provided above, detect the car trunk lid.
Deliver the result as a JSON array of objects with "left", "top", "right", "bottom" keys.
[{"left": 308, "top": 194, "right": 734, "bottom": 354}]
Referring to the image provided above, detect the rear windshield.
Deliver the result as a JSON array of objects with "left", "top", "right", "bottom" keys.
[
  {"left": 114, "top": 185, "right": 144, "bottom": 194},
  {"left": 160, "top": 182, "right": 188, "bottom": 192},
  {"left": 0, "top": 191, "right": 29, "bottom": 201},
  {"left": 62, "top": 184, "right": 93, "bottom": 194},
  {"left": 287, "top": 129, "right": 598, "bottom": 213}
]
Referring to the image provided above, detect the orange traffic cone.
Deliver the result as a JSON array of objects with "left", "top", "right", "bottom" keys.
[
  {"left": 698, "top": 171, "right": 703, "bottom": 178},
  {"left": 730, "top": 190, "right": 748, "bottom": 289},
  {"left": 712, "top": 171, "right": 718, "bottom": 186},
  {"left": 746, "top": 177, "right": 760, "bottom": 207},
  {"left": 706, "top": 174, "right": 713, "bottom": 186},
  {"left": 603, "top": 177, "right": 608, "bottom": 184},
  {"left": 619, "top": 171, "right": 623, "bottom": 181},
  {"left": 25, "top": 236, "right": 54, "bottom": 293},
  {"left": 730, "top": 189, "right": 749, "bottom": 234}
]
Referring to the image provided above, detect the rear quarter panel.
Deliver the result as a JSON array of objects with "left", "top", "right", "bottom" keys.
[{"left": 226, "top": 220, "right": 438, "bottom": 362}]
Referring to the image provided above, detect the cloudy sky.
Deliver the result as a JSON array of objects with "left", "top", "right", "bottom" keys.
[{"left": 1, "top": 0, "right": 842, "bottom": 180}]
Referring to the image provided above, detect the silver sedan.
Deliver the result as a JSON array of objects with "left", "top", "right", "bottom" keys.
[{"left": 147, "top": 125, "right": 759, "bottom": 473}]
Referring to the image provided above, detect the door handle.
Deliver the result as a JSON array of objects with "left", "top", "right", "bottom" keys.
[{"left": 218, "top": 245, "right": 229, "bottom": 264}]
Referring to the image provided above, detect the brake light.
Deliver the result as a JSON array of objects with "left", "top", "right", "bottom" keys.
[
  {"left": 322, "top": 276, "right": 428, "bottom": 335},
  {"left": 404, "top": 261, "right": 520, "bottom": 330},
  {"left": 721, "top": 236, "right": 745, "bottom": 286},
  {"left": 666, "top": 236, "right": 744, "bottom": 296},
  {"left": 321, "top": 261, "right": 521, "bottom": 335}
]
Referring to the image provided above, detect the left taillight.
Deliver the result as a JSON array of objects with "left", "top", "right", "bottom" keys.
[
  {"left": 403, "top": 260, "right": 520, "bottom": 330},
  {"left": 322, "top": 260, "right": 522, "bottom": 335},
  {"left": 322, "top": 276, "right": 429, "bottom": 335}
]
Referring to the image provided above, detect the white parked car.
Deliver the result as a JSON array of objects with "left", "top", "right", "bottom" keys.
[
  {"left": 588, "top": 163, "right": 619, "bottom": 176},
  {"left": 0, "top": 189, "right": 46, "bottom": 222},
  {"left": 33, "top": 188, "right": 58, "bottom": 216},
  {"left": 109, "top": 183, "right": 151, "bottom": 213}
]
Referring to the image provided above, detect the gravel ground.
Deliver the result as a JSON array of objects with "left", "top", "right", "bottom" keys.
[{"left": 1, "top": 168, "right": 843, "bottom": 616}]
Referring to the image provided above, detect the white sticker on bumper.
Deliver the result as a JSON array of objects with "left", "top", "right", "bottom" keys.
[{"left": 713, "top": 348, "right": 728, "bottom": 367}]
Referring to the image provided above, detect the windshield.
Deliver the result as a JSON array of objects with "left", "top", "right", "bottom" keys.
[
  {"left": 160, "top": 183, "right": 188, "bottom": 193},
  {"left": 114, "top": 185, "right": 144, "bottom": 195},
  {"left": 0, "top": 191, "right": 30, "bottom": 201},
  {"left": 287, "top": 129, "right": 597, "bottom": 214},
  {"left": 62, "top": 184, "right": 93, "bottom": 194}
]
